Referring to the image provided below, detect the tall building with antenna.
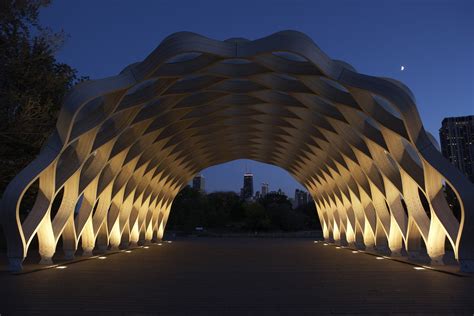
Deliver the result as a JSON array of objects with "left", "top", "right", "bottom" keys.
[{"left": 241, "top": 173, "right": 254, "bottom": 200}]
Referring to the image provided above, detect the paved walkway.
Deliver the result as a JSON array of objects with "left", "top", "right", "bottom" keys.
[{"left": 1, "top": 238, "right": 474, "bottom": 315}]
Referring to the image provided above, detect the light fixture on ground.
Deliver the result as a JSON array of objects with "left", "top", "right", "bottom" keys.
[{"left": 1, "top": 31, "right": 473, "bottom": 273}]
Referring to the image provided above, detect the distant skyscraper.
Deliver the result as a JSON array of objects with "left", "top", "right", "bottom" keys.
[
  {"left": 192, "top": 174, "right": 205, "bottom": 192},
  {"left": 439, "top": 115, "right": 474, "bottom": 182},
  {"left": 241, "top": 173, "right": 254, "bottom": 200},
  {"left": 261, "top": 183, "right": 269, "bottom": 196},
  {"left": 294, "top": 189, "right": 308, "bottom": 208}
]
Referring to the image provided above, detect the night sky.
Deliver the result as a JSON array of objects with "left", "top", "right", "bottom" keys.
[{"left": 40, "top": 0, "right": 473, "bottom": 196}]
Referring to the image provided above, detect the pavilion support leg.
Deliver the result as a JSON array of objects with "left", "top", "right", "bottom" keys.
[
  {"left": 81, "top": 217, "right": 95, "bottom": 256},
  {"left": 97, "top": 244, "right": 108, "bottom": 253},
  {"left": 82, "top": 249, "right": 93, "bottom": 257},
  {"left": 110, "top": 244, "right": 120, "bottom": 251},
  {"left": 427, "top": 216, "right": 446, "bottom": 265},
  {"left": 37, "top": 218, "right": 56, "bottom": 265},
  {"left": 430, "top": 255, "right": 444, "bottom": 265},
  {"left": 407, "top": 242, "right": 421, "bottom": 260},
  {"left": 325, "top": 227, "right": 334, "bottom": 243},
  {"left": 347, "top": 241, "right": 356, "bottom": 248},
  {"left": 363, "top": 224, "right": 375, "bottom": 251},
  {"left": 151, "top": 226, "right": 161, "bottom": 243},
  {"left": 81, "top": 243, "right": 94, "bottom": 256},
  {"left": 374, "top": 220, "right": 389, "bottom": 254},
  {"left": 388, "top": 218, "right": 404, "bottom": 257},
  {"left": 109, "top": 222, "right": 121, "bottom": 250},
  {"left": 130, "top": 222, "right": 139, "bottom": 246},
  {"left": 137, "top": 225, "right": 147, "bottom": 245},
  {"left": 390, "top": 248, "right": 403, "bottom": 257},
  {"left": 62, "top": 216, "right": 77, "bottom": 260},
  {"left": 129, "top": 221, "right": 139, "bottom": 247},
  {"left": 96, "top": 223, "right": 109, "bottom": 253},
  {"left": 157, "top": 207, "right": 171, "bottom": 241},
  {"left": 157, "top": 220, "right": 166, "bottom": 241},
  {"left": 64, "top": 249, "right": 76, "bottom": 260},
  {"left": 332, "top": 224, "right": 341, "bottom": 245},
  {"left": 39, "top": 254, "right": 54, "bottom": 265},
  {"left": 354, "top": 226, "right": 365, "bottom": 249},
  {"left": 339, "top": 238, "right": 348, "bottom": 247},
  {"left": 120, "top": 222, "right": 131, "bottom": 249},
  {"left": 355, "top": 243, "right": 366, "bottom": 250},
  {"left": 345, "top": 225, "right": 355, "bottom": 247},
  {"left": 375, "top": 241, "right": 390, "bottom": 254},
  {"left": 338, "top": 230, "right": 348, "bottom": 246},
  {"left": 375, "top": 245, "right": 390, "bottom": 255},
  {"left": 406, "top": 221, "right": 424, "bottom": 261},
  {"left": 322, "top": 222, "right": 329, "bottom": 241},
  {"left": 137, "top": 228, "right": 146, "bottom": 245},
  {"left": 145, "top": 220, "right": 153, "bottom": 243}
]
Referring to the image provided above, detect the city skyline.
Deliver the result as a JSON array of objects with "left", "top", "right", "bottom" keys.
[
  {"left": 192, "top": 160, "right": 306, "bottom": 197},
  {"left": 191, "top": 167, "right": 311, "bottom": 208}
]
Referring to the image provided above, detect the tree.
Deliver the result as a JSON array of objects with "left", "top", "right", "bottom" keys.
[
  {"left": 167, "top": 186, "right": 209, "bottom": 232},
  {"left": 167, "top": 186, "right": 322, "bottom": 234},
  {"left": 207, "top": 191, "right": 243, "bottom": 227},
  {"left": 258, "top": 192, "right": 292, "bottom": 210},
  {"left": 294, "top": 202, "right": 322, "bottom": 230},
  {"left": 243, "top": 202, "right": 270, "bottom": 231},
  {"left": 0, "top": 0, "right": 87, "bottom": 193}
]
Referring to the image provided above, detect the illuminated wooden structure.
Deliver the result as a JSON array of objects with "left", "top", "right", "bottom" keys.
[{"left": 1, "top": 31, "right": 473, "bottom": 272}]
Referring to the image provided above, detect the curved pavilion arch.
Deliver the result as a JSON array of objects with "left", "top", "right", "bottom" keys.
[{"left": 1, "top": 31, "right": 473, "bottom": 272}]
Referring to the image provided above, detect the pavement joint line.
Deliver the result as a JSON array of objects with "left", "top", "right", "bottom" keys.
[
  {"left": 11, "top": 242, "right": 169, "bottom": 276},
  {"left": 316, "top": 240, "right": 469, "bottom": 278}
]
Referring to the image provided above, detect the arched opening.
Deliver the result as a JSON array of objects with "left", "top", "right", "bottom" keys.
[{"left": 167, "top": 159, "right": 321, "bottom": 236}]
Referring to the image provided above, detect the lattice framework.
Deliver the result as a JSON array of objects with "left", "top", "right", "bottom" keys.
[{"left": 1, "top": 31, "right": 473, "bottom": 272}]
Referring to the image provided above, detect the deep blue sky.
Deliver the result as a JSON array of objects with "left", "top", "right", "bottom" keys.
[{"left": 40, "top": 0, "right": 473, "bottom": 196}]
